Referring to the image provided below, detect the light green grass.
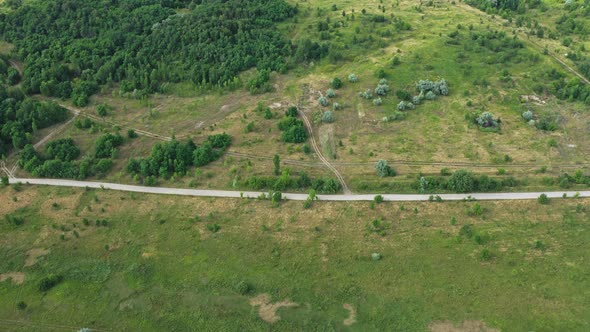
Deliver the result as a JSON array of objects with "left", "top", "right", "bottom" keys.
[{"left": 0, "top": 185, "right": 589, "bottom": 331}]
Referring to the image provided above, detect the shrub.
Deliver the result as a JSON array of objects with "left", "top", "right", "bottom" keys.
[
  {"left": 318, "top": 96, "right": 329, "bottom": 107},
  {"left": 360, "top": 89, "right": 373, "bottom": 99},
  {"left": 522, "top": 110, "right": 533, "bottom": 121},
  {"left": 396, "top": 90, "right": 412, "bottom": 101},
  {"left": 397, "top": 101, "right": 415, "bottom": 111},
  {"left": 475, "top": 112, "right": 499, "bottom": 128},
  {"left": 326, "top": 89, "right": 336, "bottom": 98},
  {"left": 17, "top": 301, "right": 27, "bottom": 310},
  {"left": 425, "top": 91, "right": 437, "bottom": 100},
  {"left": 286, "top": 106, "right": 298, "bottom": 117},
  {"left": 372, "top": 98, "right": 382, "bottom": 106},
  {"left": 39, "top": 274, "right": 63, "bottom": 292},
  {"left": 332, "top": 102, "right": 342, "bottom": 110},
  {"left": 371, "top": 252, "right": 382, "bottom": 261},
  {"left": 375, "top": 160, "right": 396, "bottom": 177},
  {"left": 459, "top": 224, "right": 474, "bottom": 238},
  {"left": 235, "top": 280, "right": 253, "bottom": 295},
  {"left": 96, "top": 104, "right": 108, "bottom": 117},
  {"left": 207, "top": 223, "right": 221, "bottom": 233},
  {"left": 374, "top": 195, "right": 384, "bottom": 203},
  {"left": 538, "top": 193, "right": 549, "bottom": 205},
  {"left": 447, "top": 170, "right": 476, "bottom": 193},
  {"left": 374, "top": 83, "right": 389, "bottom": 96},
  {"left": 5, "top": 214, "right": 24, "bottom": 226},
  {"left": 321, "top": 111, "right": 334, "bottom": 123},
  {"left": 331, "top": 77, "right": 343, "bottom": 89},
  {"left": 1, "top": 176, "right": 8, "bottom": 186},
  {"left": 348, "top": 73, "right": 359, "bottom": 83},
  {"left": 480, "top": 249, "right": 493, "bottom": 261},
  {"left": 127, "top": 129, "right": 138, "bottom": 138}
]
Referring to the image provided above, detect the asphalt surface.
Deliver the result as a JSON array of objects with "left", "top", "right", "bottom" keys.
[{"left": 9, "top": 178, "right": 590, "bottom": 202}]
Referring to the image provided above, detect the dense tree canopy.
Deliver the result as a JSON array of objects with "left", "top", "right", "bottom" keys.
[{"left": 0, "top": 0, "right": 297, "bottom": 104}]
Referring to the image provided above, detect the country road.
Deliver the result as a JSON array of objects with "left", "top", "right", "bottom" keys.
[{"left": 8, "top": 178, "right": 590, "bottom": 202}]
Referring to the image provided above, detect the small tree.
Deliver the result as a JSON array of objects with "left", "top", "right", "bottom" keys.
[
  {"left": 286, "top": 106, "right": 298, "bottom": 117},
  {"left": 273, "top": 154, "right": 280, "bottom": 176},
  {"left": 538, "top": 193, "right": 549, "bottom": 205},
  {"left": 331, "top": 77, "right": 343, "bottom": 89},
  {"left": 375, "top": 160, "right": 396, "bottom": 177},
  {"left": 96, "top": 104, "right": 108, "bottom": 117},
  {"left": 348, "top": 73, "right": 359, "bottom": 83}
]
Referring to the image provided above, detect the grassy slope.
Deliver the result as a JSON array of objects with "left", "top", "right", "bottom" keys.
[
  {"left": 7, "top": 0, "right": 589, "bottom": 194},
  {"left": 0, "top": 185, "right": 588, "bottom": 331}
]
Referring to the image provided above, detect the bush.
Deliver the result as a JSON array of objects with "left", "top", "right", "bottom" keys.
[
  {"left": 348, "top": 73, "right": 359, "bottom": 83},
  {"left": 538, "top": 193, "right": 549, "bottom": 205},
  {"left": 1, "top": 176, "right": 9, "bottom": 186},
  {"left": 94, "top": 133, "right": 123, "bottom": 158},
  {"left": 371, "top": 252, "right": 382, "bottom": 261},
  {"left": 286, "top": 106, "right": 298, "bottom": 117},
  {"left": 375, "top": 160, "right": 396, "bottom": 177},
  {"left": 331, "top": 77, "right": 343, "bottom": 89},
  {"left": 480, "top": 249, "right": 493, "bottom": 261},
  {"left": 45, "top": 138, "right": 80, "bottom": 162},
  {"left": 321, "top": 111, "right": 334, "bottom": 123},
  {"left": 326, "top": 89, "right": 336, "bottom": 98},
  {"left": 522, "top": 110, "right": 533, "bottom": 121},
  {"left": 235, "top": 280, "right": 253, "bottom": 295},
  {"left": 374, "top": 83, "right": 389, "bottom": 96},
  {"left": 127, "top": 129, "right": 138, "bottom": 138},
  {"left": 332, "top": 102, "right": 342, "bottom": 110},
  {"left": 96, "top": 104, "right": 108, "bottom": 117},
  {"left": 360, "top": 89, "right": 373, "bottom": 99},
  {"left": 39, "top": 274, "right": 63, "bottom": 292},
  {"left": 372, "top": 98, "right": 382, "bottom": 106},
  {"left": 397, "top": 101, "right": 415, "bottom": 111},
  {"left": 475, "top": 112, "right": 499, "bottom": 128},
  {"left": 447, "top": 170, "right": 476, "bottom": 193},
  {"left": 374, "top": 195, "right": 384, "bottom": 203},
  {"left": 318, "top": 96, "right": 329, "bottom": 106},
  {"left": 5, "top": 214, "right": 24, "bottom": 226},
  {"left": 206, "top": 223, "right": 221, "bottom": 233}
]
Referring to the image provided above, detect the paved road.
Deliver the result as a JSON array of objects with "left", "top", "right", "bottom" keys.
[{"left": 8, "top": 178, "right": 590, "bottom": 202}]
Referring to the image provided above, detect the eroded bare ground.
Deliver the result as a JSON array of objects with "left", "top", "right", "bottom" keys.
[
  {"left": 0, "top": 272, "right": 25, "bottom": 285},
  {"left": 429, "top": 320, "right": 500, "bottom": 332},
  {"left": 249, "top": 293, "right": 298, "bottom": 324},
  {"left": 24, "top": 248, "right": 50, "bottom": 267},
  {"left": 343, "top": 303, "right": 357, "bottom": 326}
]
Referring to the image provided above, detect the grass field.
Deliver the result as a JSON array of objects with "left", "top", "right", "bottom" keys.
[{"left": 1, "top": 184, "right": 589, "bottom": 331}]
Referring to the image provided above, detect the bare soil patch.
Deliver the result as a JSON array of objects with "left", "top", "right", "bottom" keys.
[
  {"left": 0, "top": 272, "right": 25, "bottom": 285},
  {"left": 343, "top": 303, "right": 357, "bottom": 326},
  {"left": 249, "top": 293, "right": 298, "bottom": 324},
  {"left": 24, "top": 248, "right": 50, "bottom": 267},
  {"left": 429, "top": 320, "right": 500, "bottom": 332}
]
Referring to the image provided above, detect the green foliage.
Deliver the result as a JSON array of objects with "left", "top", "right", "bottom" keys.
[
  {"left": 45, "top": 138, "right": 80, "bottom": 162},
  {"left": 207, "top": 223, "right": 221, "bottom": 233},
  {"left": 374, "top": 195, "right": 384, "bottom": 203},
  {"left": 348, "top": 73, "right": 359, "bottom": 83},
  {"left": 397, "top": 101, "right": 415, "bottom": 111},
  {"left": 96, "top": 104, "right": 109, "bottom": 117},
  {"left": 538, "top": 193, "right": 549, "bottom": 205},
  {"left": 5, "top": 213, "right": 24, "bottom": 226},
  {"left": 94, "top": 133, "right": 123, "bottom": 158},
  {"left": 522, "top": 110, "right": 533, "bottom": 121},
  {"left": 331, "top": 77, "right": 343, "bottom": 89},
  {"left": 285, "top": 106, "right": 298, "bottom": 117},
  {"left": 127, "top": 129, "right": 138, "bottom": 138},
  {"left": 447, "top": 170, "right": 476, "bottom": 193},
  {"left": 39, "top": 274, "right": 63, "bottom": 292},
  {"left": 74, "top": 118, "right": 94, "bottom": 130},
  {"left": 0, "top": 99, "right": 68, "bottom": 157},
  {"left": 375, "top": 159, "right": 396, "bottom": 177},
  {"left": 326, "top": 89, "right": 336, "bottom": 98},
  {"left": 321, "top": 111, "right": 334, "bottom": 123},
  {"left": 0, "top": 0, "right": 296, "bottom": 100},
  {"left": 373, "top": 98, "right": 382, "bottom": 106},
  {"left": 278, "top": 117, "right": 307, "bottom": 143},
  {"left": 126, "top": 134, "right": 231, "bottom": 180},
  {"left": 318, "top": 96, "right": 329, "bottom": 107},
  {"left": 1, "top": 176, "right": 8, "bottom": 186}
]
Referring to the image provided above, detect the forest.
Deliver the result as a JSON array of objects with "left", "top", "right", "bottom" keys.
[{"left": 0, "top": 0, "right": 298, "bottom": 105}]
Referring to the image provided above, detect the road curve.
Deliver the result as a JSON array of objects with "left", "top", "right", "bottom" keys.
[{"left": 8, "top": 178, "right": 590, "bottom": 202}]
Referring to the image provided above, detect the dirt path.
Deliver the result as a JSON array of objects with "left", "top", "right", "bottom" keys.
[
  {"left": 33, "top": 113, "right": 79, "bottom": 149},
  {"left": 298, "top": 84, "right": 351, "bottom": 194},
  {"left": 456, "top": 3, "right": 589, "bottom": 85}
]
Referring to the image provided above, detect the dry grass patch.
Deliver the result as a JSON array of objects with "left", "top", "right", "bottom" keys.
[
  {"left": 24, "top": 248, "right": 50, "bottom": 267},
  {"left": 343, "top": 303, "right": 357, "bottom": 326},
  {"left": 0, "top": 272, "right": 25, "bottom": 285},
  {"left": 429, "top": 320, "right": 500, "bottom": 332},
  {"left": 249, "top": 293, "right": 299, "bottom": 324}
]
